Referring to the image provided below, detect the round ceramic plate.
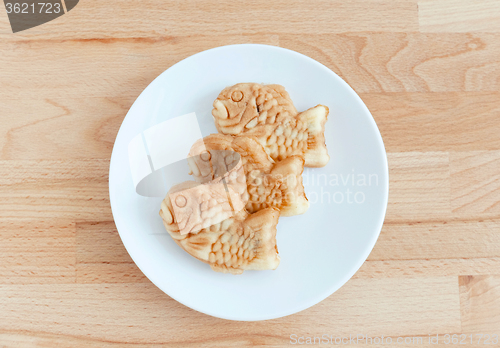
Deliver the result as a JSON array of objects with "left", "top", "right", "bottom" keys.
[{"left": 109, "top": 44, "right": 389, "bottom": 321}]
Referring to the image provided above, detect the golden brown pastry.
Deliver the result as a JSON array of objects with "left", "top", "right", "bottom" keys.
[
  {"left": 160, "top": 181, "right": 280, "bottom": 274},
  {"left": 188, "top": 134, "right": 309, "bottom": 216},
  {"left": 167, "top": 180, "right": 244, "bottom": 236},
  {"left": 212, "top": 83, "right": 329, "bottom": 167}
]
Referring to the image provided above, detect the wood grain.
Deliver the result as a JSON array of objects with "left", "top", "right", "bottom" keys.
[
  {"left": 0, "top": 220, "right": 75, "bottom": 284},
  {"left": 451, "top": 151, "right": 500, "bottom": 219},
  {"left": 0, "top": 160, "right": 111, "bottom": 220},
  {"left": 2, "top": 33, "right": 500, "bottom": 101},
  {"left": 386, "top": 152, "right": 451, "bottom": 221},
  {"left": 0, "top": 0, "right": 419, "bottom": 38},
  {"left": 0, "top": 35, "right": 280, "bottom": 101},
  {"left": 366, "top": 93, "right": 500, "bottom": 152},
  {"left": 356, "top": 258, "right": 500, "bottom": 279},
  {"left": 1, "top": 0, "right": 500, "bottom": 346},
  {"left": 419, "top": 0, "right": 500, "bottom": 33},
  {"left": 460, "top": 276, "right": 500, "bottom": 333},
  {"left": 0, "top": 277, "right": 460, "bottom": 345},
  {"left": 370, "top": 220, "right": 500, "bottom": 260},
  {"left": 1, "top": 333, "right": 496, "bottom": 348},
  {"left": 0, "top": 97, "right": 130, "bottom": 160},
  {"left": 76, "top": 221, "right": 147, "bottom": 283},
  {"left": 279, "top": 33, "right": 500, "bottom": 92}
]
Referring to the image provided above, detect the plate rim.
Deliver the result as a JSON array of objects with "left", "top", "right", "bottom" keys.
[{"left": 109, "top": 43, "right": 389, "bottom": 321}]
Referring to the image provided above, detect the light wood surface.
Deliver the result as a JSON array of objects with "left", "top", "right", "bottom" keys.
[{"left": 1, "top": 0, "right": 499, "bottom": 346}]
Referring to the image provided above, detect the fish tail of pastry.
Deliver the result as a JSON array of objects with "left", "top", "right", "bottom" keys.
[
  {"left": 239, "top": 207, "right": 281, "bottom": 271},
  {"left": 298, "top": 105, "right": 330, "bottom": 167},
  {"left": 271, "top": 156, "right": 310, "bottom": 216}
]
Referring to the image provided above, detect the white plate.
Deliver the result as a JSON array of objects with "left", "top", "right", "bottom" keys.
[{"left": 109, "top": 44, "right": 389, "bottom": 321}]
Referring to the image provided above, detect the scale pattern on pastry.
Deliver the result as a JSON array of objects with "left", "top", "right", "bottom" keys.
[
  {"left": 188, "top": 134, "right": 309, "bottom": 216},
  {"left": 212, "top": 83, "right": 329, "bottom": 167},
  {"left": 160, "top": 181, "right": 280, "bottom": 274}
]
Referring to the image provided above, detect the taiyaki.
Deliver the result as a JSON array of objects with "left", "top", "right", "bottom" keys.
[
  {"left": 167, "top": 179, "right": 245, "bottom": 235},
  {"left": 211, "top": 83, "right": 330, "bottom": 167},
  {"left": 188, "top": 134, "right": 309, "bottom": 216},
  {"left": 160, "top": 181, "right": 280, "bottom": 274}
]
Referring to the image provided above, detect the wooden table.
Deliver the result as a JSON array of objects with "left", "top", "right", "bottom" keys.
[{"left": 1, "top": 0, "right": 499, "bottom": 346}]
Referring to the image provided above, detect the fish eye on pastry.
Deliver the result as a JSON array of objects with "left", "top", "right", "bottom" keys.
[
  {"left": 175, "top": 195, "right": 187, "bottom": 208},
  {"left": 200, "top": 151, "right": 211, "bottom": 162},
  {"left": 231, "top": 90, "right": 244, "bottom": 102}
]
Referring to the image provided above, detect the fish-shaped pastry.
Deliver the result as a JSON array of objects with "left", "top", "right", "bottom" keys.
[
  {"left": 160, "top": 181, "right": 280, "bottom": 274},
  {"left": 188, "top": 134, "right": 309, "bottom": 216},
  {"left": 211, "top": 83, "right": 330, "bottom": 167},
  {"left": 166, "top": 179, "right": 245, "bottom": 235}
]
